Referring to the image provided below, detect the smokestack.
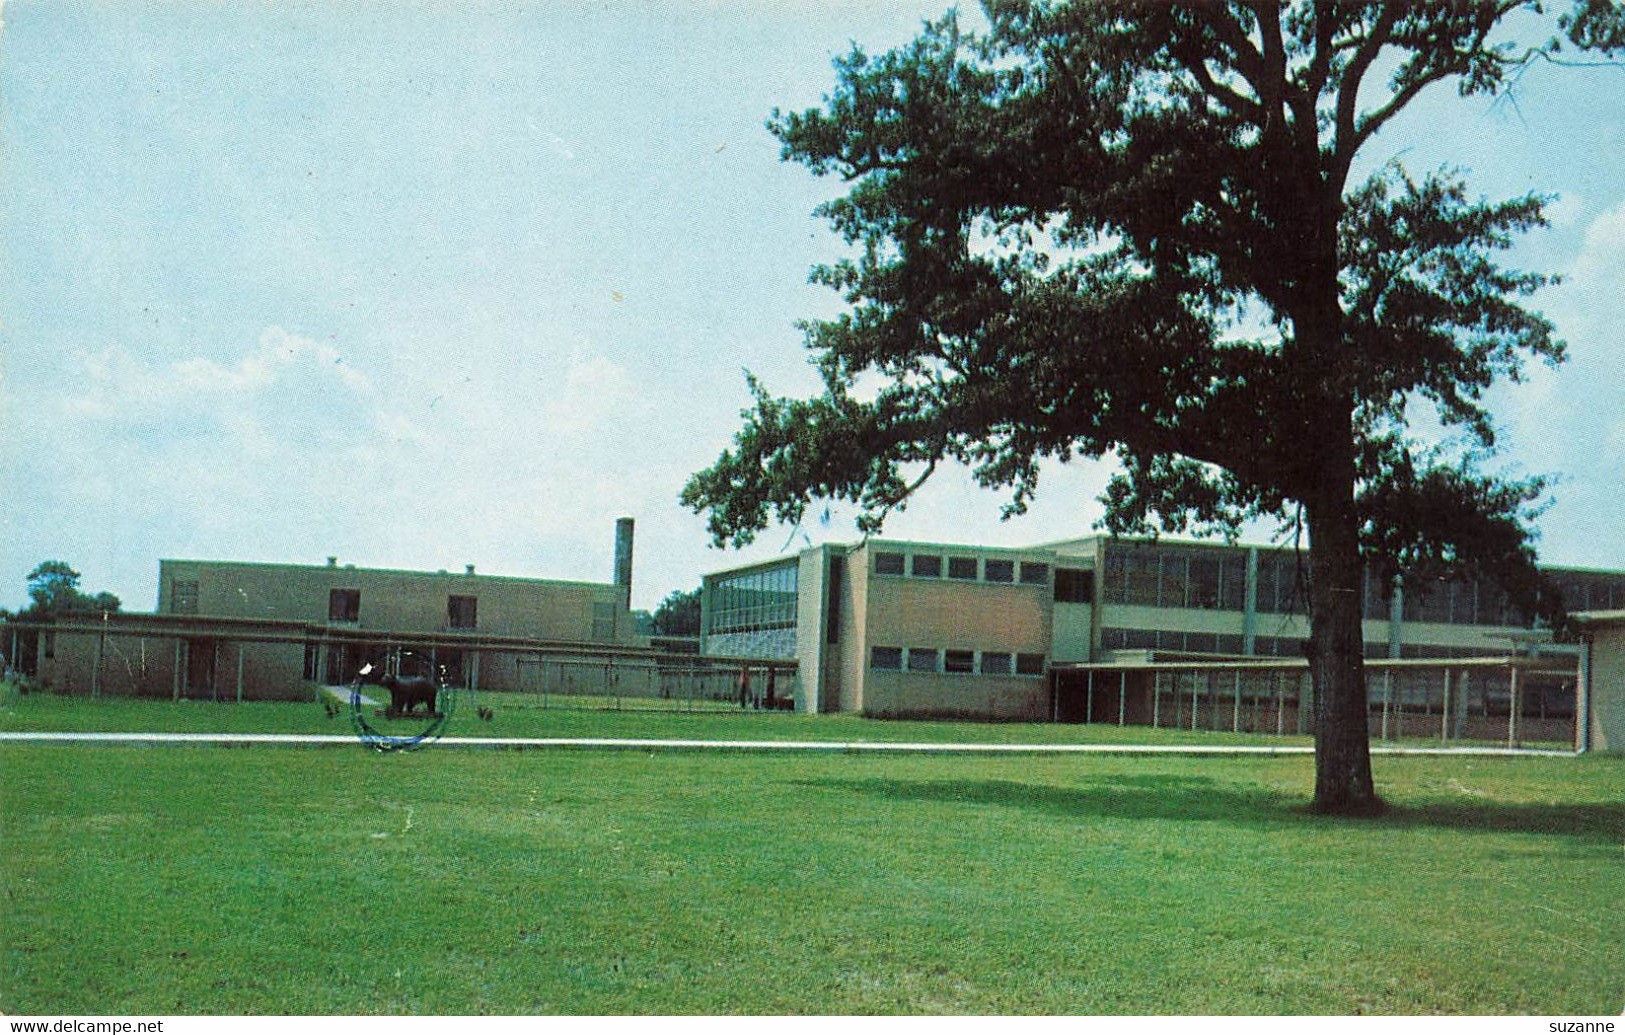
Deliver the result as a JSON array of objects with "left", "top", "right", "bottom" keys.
[{"left": 613, "top": 517, "right": 635, "bottom": 599}]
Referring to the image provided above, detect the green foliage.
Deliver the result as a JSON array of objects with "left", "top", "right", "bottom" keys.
[
  {"left": 651, "top": 587, "right": 702, "bottom": 637},
  {"left": 683, "top": 2, "right": 1608, "bottom": 581},
  {"left": 681, "top": 1, "right": 1624, "bottom": 811},
  {"left": 21, "top": 561, "right": 120, "bottom": 617}
]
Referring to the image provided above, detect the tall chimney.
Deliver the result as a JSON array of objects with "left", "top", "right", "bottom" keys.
[{"left": 613, "top": 517, "right": 635, "bottom": 599}]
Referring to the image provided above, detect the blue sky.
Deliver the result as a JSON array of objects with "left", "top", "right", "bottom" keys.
[{"left": 3, "top": 1, "right": 1623, "bottom": 614}]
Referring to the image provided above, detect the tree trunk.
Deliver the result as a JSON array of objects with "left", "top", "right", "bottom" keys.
[{"left": 1305, "top": 458, "right": 1380, "bottom": 815}]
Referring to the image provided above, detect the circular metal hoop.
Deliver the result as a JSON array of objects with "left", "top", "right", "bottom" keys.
[{"left": 348, "top": 665, "right": 456, "bottom": 752}]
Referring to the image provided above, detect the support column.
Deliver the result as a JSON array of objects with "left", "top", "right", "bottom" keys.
[
  {"left": 1441, "top": 667, "right": 1452, "bottom": 744},
  {"left": 1388, "top": 580, "right": 1404, "bottom": 659},
  {"left": 1454, "top": 668, "right": 1471, "bottom": 742},
  {"left": 1381, "top": 670, "right": 1392, "bottom": 742},
  {"left": 236, "top": 644, "right": 245, "bottom": 704},
  {"left": 1243, "top": 548, "right": 1259, "bottom": 656},
  {"left": 1507, "top": 665, "right": 1520, "bottom": 748},
  {"left": 1275, "top": 671, "right": 1284, "bottom": 736},
  {"left": 1232, "top": 670, "right": 1242, "bottom": 733},
  {"left": 92, "top": 623, "right": 104, "bottom": 699},
  {"left": 1085, "top": 670, "right": 1094, "bottom": 725},
  {"left": 173, "top": 640, "right": 184, "bottom": 701},
  {"left": 1575, "top": 638, "right": 1591, "bottom": 753},
  {"left": 1152, "top": 671, "right": 1161, "bottom": 728},
  {"left": 1118, "top": 670, "right": 1126, "bottom": 726}
]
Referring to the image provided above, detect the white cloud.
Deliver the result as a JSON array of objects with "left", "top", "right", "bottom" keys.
[
  {"left": 1568, "top": 200, "right": 1625, "bottom": 298},
  {"left": 1541, "top": 192, "right": 1586, "bottom": 231}
]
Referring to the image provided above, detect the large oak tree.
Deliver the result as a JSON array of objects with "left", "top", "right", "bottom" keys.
[{"left": 683, "top": 1, "right": 1624, "bottom": 813}]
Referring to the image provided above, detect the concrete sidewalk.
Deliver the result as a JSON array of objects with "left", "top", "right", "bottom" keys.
[
  {"left": 322, "top": 684, "right": 379, "bottom": 706},
  {"left": 0, "top": 730, "right": 1577, "bottom": 757}
]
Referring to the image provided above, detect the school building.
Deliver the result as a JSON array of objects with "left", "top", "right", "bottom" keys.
[
  {"left": 700, "top": 534, "right": 1625, "bottom": 748},
  {"left": 14, "top": 519, "right": 719, "bottom": 702}
]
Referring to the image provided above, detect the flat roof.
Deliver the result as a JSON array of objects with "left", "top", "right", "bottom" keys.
[
  {"left": 159, "top": 557, "right": 619, "bottom": 592},
  {"left": 1570, "top": 609, "right": 1625, "bottom": 628}
]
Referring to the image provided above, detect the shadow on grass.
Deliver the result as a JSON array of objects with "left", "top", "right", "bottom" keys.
[{"left": 797, "top": 774, "right": 1623, "bottom": 845}]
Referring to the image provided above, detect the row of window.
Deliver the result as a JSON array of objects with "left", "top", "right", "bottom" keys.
[
  {"left": 870, "top": 646, "right": 1046, "bottom": 677},
  {"left": 1097, "top": 545, "right": 1625, "bottom": 627},
  {"left": 1102, "top": 625, "right": 1520, "bottom": 661},
  {"left": 706, "top": 563, "right": 799, "bottom": 636},
  {"left": 326, "top": 589, "right": 480, "bottom": 629},
  {"left": 1101, "top": 549, "right": 1250, "bottom": 612},
  {"left": 873, "top": 551, "right": 1052, "bottom": 587}
]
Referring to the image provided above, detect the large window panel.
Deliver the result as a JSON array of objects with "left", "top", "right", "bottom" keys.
[
  {"left": 1188, "top": 555, "right": 1220, "bottom": 609},
  {"left": 907, "top": 648, "right": 939, "bottom": 673},
  {"left": 1160, "top": 553, "right": 1190, "bottom": 608},
  {"left": 1220, "top": 555, "right": 1248, "bottom": 611},
  {"left": 1124, "top": 554, "right": 1159, "bottom": 606},
  {"left": 871, "top": 646, "right": 903, "bottom": 670}
]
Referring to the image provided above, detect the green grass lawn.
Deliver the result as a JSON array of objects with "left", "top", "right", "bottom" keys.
[{"left": 2, "top": 723, "right": 1620, "bottom": 1014}]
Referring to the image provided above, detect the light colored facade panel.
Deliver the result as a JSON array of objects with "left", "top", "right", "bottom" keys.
[
  {"left": 160, "top": 560, "right": 633, "bottom": 644},
  {"left": 839, "top": 544, "right": 870, "bottom": 714},
  {"left": 1051, "top": 602, "right": 1093, "bottom": 663},
  {"left": 1099, "top": 604, "right": 1248, "bottom": 639},
  {"left": 794, "top": 547, "right": 828, "bottom": 714},
  {"left": 860, "top": 671, "right": 1048, "bottom": 720},
  {"left": 38, "top": 626, "right": 307, "bottom": 700},
  {"left": 865, "top": 578, "right": 1051, "bottom": 652},
  {"left": 1394, "top": 620, "right": 1531, "bottom": 655},
  {"left": 1588, "top": 625, "right": 1625, "bottom": 752}
]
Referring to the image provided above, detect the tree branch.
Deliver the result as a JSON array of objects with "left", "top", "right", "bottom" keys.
[{"left": 1333, "top": 3, "right": 1402, "bottom": 174}]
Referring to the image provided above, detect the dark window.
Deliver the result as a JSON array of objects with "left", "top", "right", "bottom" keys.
[
  {"left": 1188, "top": 555, "right": 1220, "bottom": 609},
  {"left": 1160, "top": 554, "right": 1191, "bottom": 607},
  {"left": 1272, "top": 555, "right": 1311, "bottom": 616},
  {"left": 911, "top": 554, "right": 943, "bottom": 578},
  {"left": 328, "top": 588, "right": 360, "bottom": 622},
  {"left": 826, "top": 556, "right": 843, "bottom": 643},
  {"left": 1054, "top": 568, "right": 1093, "bottom": 604},
  {"left": 1448, "top": 579, "right": 1478, "bottom": 625},
  {"left": 1125, "top": 553, "right": 1160, "bottom": 606},
  {"left": 1124, "top": 629, "right": 1157, "bottom": 650},
  {"left": 1220, "top": 555, "right": 1248, "bottom": 611},
  {"left": 871, "top": 646, "right": 903, "bottom": 670},
  {"left": 948, "top": 557, "right": 979, "bottom": 581},
  {"left": 171, "top": 579, "right": 200, "bottom": 615},
  {"left": 984, "top": 559, "right": 1014, "bottom": 583},
  {"left": 874, "top": 552, "right": 905, "bottom": 576},
  {"left": 907, "top": 648, "right": 939, "bottom": 673},
  {"left": 1257, "top": 556, "right": 1282, "bottom": 615},
  {"left": 1016, "top": 653, "right": 1046, "bottom": 676},
  {"left": 448, "top": 595, "right": 477, "bottom": 630},
  {"left": 1102, "top": 553, "right": 1127, "bottom": 604},
  {"left": 1361, "top": 565, "right": 1391, "bottom": 620},
  {"left": 1419, "top": 579, "right": 1451, "bottom": 623},
  {"left": 981, "top": 652, "right": 1013, "bottom": 675},
  {"left": 1019, "top": 562, "right": 1050, "bottom": 586},
  {"left": 944, "top": 649, "right": 975, "bottom": 674},
  {"left": 591, "top": 602, "right": 616, "bottom": 641}
]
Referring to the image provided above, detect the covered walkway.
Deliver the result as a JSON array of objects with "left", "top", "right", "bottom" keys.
[{"left": 1051, "top": 654, "right": 1579, "bottom": 750}]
